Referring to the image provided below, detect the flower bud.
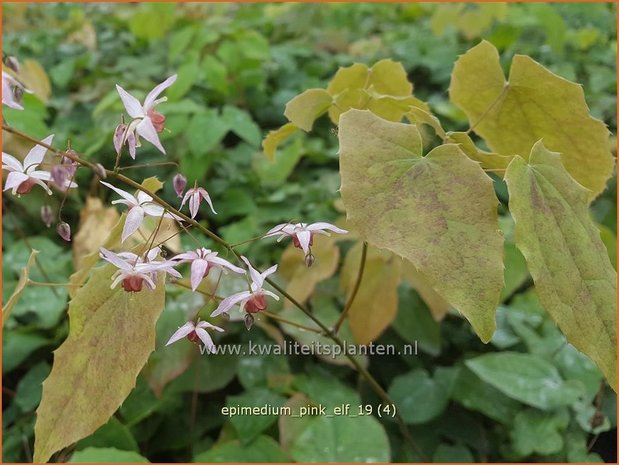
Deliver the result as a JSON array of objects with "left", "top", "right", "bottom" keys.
[
  {"left": 304, "top": 253, "right": 315, "bottom": 267},
  {"left": 94, "top": 163, "right": 107, "bottom": 179},
  {"left": 57, "top": 222, "right": 71, "bottom": 242},
  {"left": 244, "top": 313, "right": 255, "bottom": 331},
  {"left": 6, "top": 56, "right": 20, "bottom": 73},
  {"left": 113, "top": 123, "right": 127, "bottom": 155},
  {"left": 41, "top": 205, "right": 53, "bottom": 228},
  {"left": 51, "top": 165, "right": 68, "bottom": 188},
  {"left": 173, "top": 173, "right": 187, "bottom": 198}
]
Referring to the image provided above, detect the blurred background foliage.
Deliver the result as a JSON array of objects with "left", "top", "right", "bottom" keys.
[{"left": 2, "top": 2, "right": 617, "bottom": 463}]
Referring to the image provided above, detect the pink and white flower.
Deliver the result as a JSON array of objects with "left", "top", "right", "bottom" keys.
[
  {"left": 211, "top": 257, "right": 279, "bottom": 318},
  {"left": 165, "top": 320, "right": 224, "bottom": 353},
  {"left": 2, "top": 70, "right": 25, "bottom": 110},
  {"left": 115, "top": 74, "right": 177, "bottom": 156},
  {"left": 264, "top": 222, "right": 348, "bottom": 255},
  {"left": 99, "top": 247, "right": 179, "bottom": 292},
  {"left": 100, "top": 180, "right": 182, "bottom": 243},
  {"left": 173, "top": 248, "right": 245, "bottom": 291},
  {"left": 2, "top": 135, "right": 57, "bottom": 195},
  {"left": 180, "top": 186, "right": 216, "bottom": 218}
]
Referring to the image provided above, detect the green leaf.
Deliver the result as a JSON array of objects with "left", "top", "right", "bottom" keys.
[
  {"left": 15, "top": 362, "right": 50, "bottom": 412},
  {"left": 187, "top": 110, "right": 231, "bottom": 156},
  {"left": 76, "top": 417, "right": 139, "bottom": 452},
  {"left": 262, "top": 123, "right": 299, "bottom": 160},
  {"left": 465, "top": 352, "right": 583, "bottom": 410},
  {"left": 338, "top": 110, "right": 503, "bottom": 342},
  {"left": 166, "top": 60, "right": 200, "bottom": 101},
  {"left": 2, "top": 330, "right": 49, "bottom": 374},
  {"left": 284, "top": 89, "right": 333, "bottom": 131},
  {"left": 510, "top": 409, "right": 569, "bottom": 457},
  {"left": 450, "top": 40, "right": 614, "bottom": 200},
  {"left": 445, "top": 131, "right": 513, "bottom": 174},
  {"left": 290, "top": 415, "right": 390, "bottom": 462},
  {"left": 432, "top": 443, "right": 474, "bottom": 463},
  {"left": 388, "top": 368, "right": 450, "bottom": 424},
  {"left": 33, "top": 264, "right": 165, "bottom": 463},
  {"left": 226, "top": 388, "right": 286, "bottom": 445},
  {"left": 394, "top": 284, "right": 441, "bottom": 356},
  {"left": 504, "top": 141, "right": 617, "bottom": 389},
  {"left": 69, "top": 447, "right": 149, "bottom": 463},
  {"left": 202, "top": 55, "right": 229, "bottom": 94},
  {"left": 193, "top": 436, "right": 289, "bottom": 463},
  {"left": 222, "top": 105, "right": 262, "bottom": 146}
]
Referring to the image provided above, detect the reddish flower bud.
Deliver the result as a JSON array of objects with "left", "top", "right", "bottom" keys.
[
  {"left": 173, "top": 173, "right": 187, "bottom": 198},
  {"left": 56, "top": 222, "right": 71, "bottom": 242},
  {"left": 6, "top": 56, "right": 20, "bottom": 73},
  {"left": 41, "top": 205, "right": 53, "bottom": 228},
  {"left": 244, "top": 313, "right": 255, "bottom": 330},
  {"left": 121, "top": 275, "right": 144, "bottom": 292}
]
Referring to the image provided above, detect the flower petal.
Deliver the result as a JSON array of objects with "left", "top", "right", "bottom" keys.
[
  {"left": 189, "top": 192, "right": 199, "bottom": 219},
  {"left": 143, "top": 74, "right": 177, "bottom": 111},
  {"left": 241, "top": 256, "right": 263, "bottom": 288},
  {"left": 23, "top": 134, "right": 54, "bottom": 169},
  {"left": 199, "top": 189, "right": 217, "bottom": 214},
  {"left": 197, "top": 320, "right": 225, "bottom": 332},
  {"left": 2, "top": 153, "right": 23, "bottom": 172},
  {"left": 122, "top": 206, "right": 145, "bottom": 242},
  {"left": 3, "top": 171, "right": 28, "bottom": 193},
  {"left": 305, "top": 222, "right": 348, "bottom": 234},
  {"left": 100, "top": 180, "right": 138, "bottom": 205},
  {"left": 136, "top": 117, "right": 166, "bottom": 154},
  {"left": 195, "top": 327, "right": 215, "bottom": 353},
  {"left": 210, "top": 291, "right": 251, "bottom": 317},
  {"left": 209, "top": 256, "right": 245, "bottom": 274},
  {"left": 295, "top": 231, "right": 312, "bottom": 255},
  {"left": 190, "top": 259, "right": 209, "bottom": 291},
  {"left": 165, "top": 321, "right": 196, "bottom": 346},
  {"left": 28, "top": 170, "right": 52, "bottom": 181},
  {"left": 99, "top": 247, "right": 132, "bottom": 271},
  {"left": 116, "top": 84, "right": 144, "bottom": 119}
]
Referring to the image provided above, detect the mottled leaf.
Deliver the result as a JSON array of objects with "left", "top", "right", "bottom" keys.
[
  {"left": 504, "top": 141, "right": 617, "bottom": 389},
  {"left": 338, "top": 110, "right": 503, "bottom": 342},
  {"left": 450, "top": 40, "right": 614, "bottom": 200},
  {"left": 34, "top": 264, "right": 165, "bottom": 462}
]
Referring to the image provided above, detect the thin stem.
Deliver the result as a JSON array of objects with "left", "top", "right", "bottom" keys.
[
  {"left": 2, "top": 122, "right": 423, "bottom": 458},
  {"left": 261, "top": 310, "right": 323, "bottom": 334},
  {"left": 333, "top": 242, "right": 367, "bottom": 334},
  {"left": 27, "top": 280, "right": 78, "bottom": 288}
]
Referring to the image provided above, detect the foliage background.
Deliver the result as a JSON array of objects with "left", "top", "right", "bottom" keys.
[{"left": 2, "top": 2, "right": 617, "bottom": 463}]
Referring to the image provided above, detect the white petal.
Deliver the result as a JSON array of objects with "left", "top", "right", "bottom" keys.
[
  {"left": 23, "top": 134, "right": 54, "bottom": 169},
  {"left": 210, "top": 291, "right": 251, "bottom": 317},
  {"left": 264, "top": 223, "right": 295, "bottom": 237},
  {"left": 136, "top": 118, "right": 166, "bottom": 154},
  {"left": 122, "top": 206, "right": 145, "bottom": 242},
  {"left": 143, "top": 74, "right": 177, "bottom": 111},
  {"left": 189, "top": 192, "right": 199, "bottom": 218},
  {"left": 2, "top": 153, "right": 23, "bottom": 172},
  {"left": 263, "top": 290, "right": 280, "bottom": 301},
  {"left": 99, "top": 247, "right": 132, "bottom": 271},
  {"left": 28, "top": 170, "right": 52, "bottom": 181},
  {"left": 197, "top": 320, "right": 225, "bottom": 332},
  {"left": 306, "top": 222, "right": 348, "bottom": 234},
  {"left": 261, "top": 264, "right": 278, "bottom": 280},
  {"left": 190, "top": 259, "right": 209, "bottom": 291},
  {"left": 3, "top": 171, "right": 28, "bottom": 193},
  {"left": 296, "top": 231, "right": 312, "bottom": 255},
  {"left": 195, "top": 327, "right": 215, "bottom": 353},
  {"left": 100, "top": 181, "right": 138, "bottom": 205},
  {"left": 165, "top": 321, "right": 196, "bottom": 346},
  {"left": 116, "top": 84, "right": 145, "bottom": 119},
  {"left": 173, "top": 251, "right": 199, "bottom": 262},
  {"left": 241, "top": 256, "right": 263, "bottom": 288},
  {"left": 199, "top": 189, "right": 217, "bottom": 214},
  {"left": 209, "top": 256, "right": 245, "bottom": 274}
]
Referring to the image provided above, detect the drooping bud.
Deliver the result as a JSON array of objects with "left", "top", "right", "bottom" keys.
[
  {"left": 304, "top": 253, "right": 315, "bottom": 268},
  {"left": 6, "top": 56, "right": 20, "bottom": 73},
  {"left": 56, "top": 222, "right": 71, "bottom": 242},
  {"left": 94, "top": 163, "right": 107, "bottom": 179},
  {"left": 41, "top": 205, "right": 53, "bottom": 228},
  {"left": 50, "top": 165, "right": 68, "bottom": 188},
  {"left": 173, "top": 173, "right": 187, "bottom": 198},
  {"left": 113, "top": 123, "right": 127, "bottom": 155},
  {"left": 244, "top": 313, "right": 255, "bottom": 331}
]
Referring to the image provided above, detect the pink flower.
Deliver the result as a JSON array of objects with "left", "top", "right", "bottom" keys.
[
  {"left": 174, "top": 248, "right": 245, "bottom": 291},
  {"left": 99, "top": 247, "right": 179, "bottom": 292},
  {"left": 2, "top": 135, "right": 56, "bottom": 195},
  {"left": 100, "top": 180, "right": 182, "bottom": 243},
  {"left": 115, "top": 74, "right": 177, "bottom": 156},
  {"left": 264, "top": 222, "right": 348, "bottom": 255},
  {"left": 211, "top": 257, "right": 279, "bottom": 318},
  {"left": 165, "top": 320, "right": 224, "bottom": 353},
  {"left": 180, "top": 186, "right": 216, "bottom": 218},
  {"left": 2, "top": 71, "right": 25, "bottom": 110}
]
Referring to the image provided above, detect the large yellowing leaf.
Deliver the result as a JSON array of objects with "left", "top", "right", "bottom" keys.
[
  {"left": 73, "top": 197, "right": 120, "bottom": 269},
  {"left": 340, "top": 244, "right": 401, "bottom": 344},
  {"left": 450, "top": 40, "right": 614, "bottom": 200},
  {"left": 401, "top": 260, "right": 449, "bottom": 321},
  {"left": 34, "top": 264, "right": 165, "bottom": 462},
  {"left": 284, "top": 89, "right": 333, "bottom": 131},
  {"left": 262, "top": 122, "right": 299, "bottom": 160},
  {"left": 445, "top": 132, "right": 513, "bottom": 175},
  {"left": 504, "top": 141, "right": 617, "bottom": 390},
  {"left": 338, "top": 110, "right": 503, "bottom": 342}
]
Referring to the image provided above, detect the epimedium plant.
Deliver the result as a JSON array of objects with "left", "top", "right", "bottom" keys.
[{"left": 1, "top": 36, "right": 616, "bottom": 464}]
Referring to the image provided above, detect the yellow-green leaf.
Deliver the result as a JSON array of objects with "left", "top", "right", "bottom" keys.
[
  {"left": 3, "top": 250, "right": 38, "bottom": 326},
  {"left": 446, "top": 132, "right": 513, "bottom": 174},
  {"left": 338, "top": 110, "right": 503, "bottom": 342},
  {"left": 449, "top": 40, "right": 614, "bottom": 200},
  {"left": 34, "top": 264, "right": 165, "bottom": 462},
  {"left": 340, "top": 244, "right": 401, "bottom": 344},
  {"left": 262, "top": 123, "right": 299, "bottom": 160},
  {"left": 401, "top": 260, "right": 449, "bottom": 321},
  {"left": 284, "top": 89, "right": 333, "bottom": 132},
  {"left": 504, "top": 141, "right": 617, "bottom": 390}
]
